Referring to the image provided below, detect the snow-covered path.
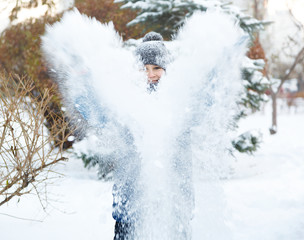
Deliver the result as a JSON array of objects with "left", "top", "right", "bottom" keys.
[{"left": 1, "top": 102, "right": 304, "bottom": 240}]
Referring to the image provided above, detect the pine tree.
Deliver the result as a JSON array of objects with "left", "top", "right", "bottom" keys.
[
  {"left": 116, "top": 0, "right": 270, "bottom": 153},
  {"left": 115, "top": 0, "right": 268, "bottom": 39},
  {"left": 115, "top": 0, "right": 205, "bottom": 39}
]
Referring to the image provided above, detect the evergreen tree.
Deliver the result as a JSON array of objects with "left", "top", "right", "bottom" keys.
[
  {"left": 115, "top": 0, "right": 204, "bottom": 39},
  {"left": 115, "top": 0, "right": 268, "bottom": 39},
  {"left": 116, "top": 0, "right": 270, "bottom": 153}
]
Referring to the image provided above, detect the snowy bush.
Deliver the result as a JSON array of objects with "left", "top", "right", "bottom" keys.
[
  {"left": 72, "top": 131, "right": 114, "bottom": 180},
  {"left": 232, "top": 130, "right": 262, "bottom": 154}
]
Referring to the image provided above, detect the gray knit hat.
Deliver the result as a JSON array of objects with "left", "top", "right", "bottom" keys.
[{"left": 136, "top": 32, "right": 169, "bottom": 70}]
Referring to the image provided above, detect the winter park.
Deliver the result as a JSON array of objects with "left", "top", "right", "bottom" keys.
[{"left": 0, "top": 0, "right": 304, "bottom": 239}]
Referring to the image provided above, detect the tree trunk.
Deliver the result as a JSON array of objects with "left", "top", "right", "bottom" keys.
[{"left": 270, "top": 91, "right": 277, "bottom": 134}]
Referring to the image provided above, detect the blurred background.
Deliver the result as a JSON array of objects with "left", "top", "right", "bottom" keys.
[{"left": 0, "top": 1, "right": 303, "bottom": 239}]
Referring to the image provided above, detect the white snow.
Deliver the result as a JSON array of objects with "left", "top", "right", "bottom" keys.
[
  {"left": 41, "top": 10, "right": 248, "bottom": 238},
  {"left": 282, "top": 78, "right": 299, "bottom": 93},
  {"left": 0, "top": 159, "right": 115, "bottom": 240},
  {"left": 1, "top": 100, "right": 304, "bottom": 239},
  {"left": 226, "top": 100, "right": 304, "bottom": 240},
  {"left": 0, "top": 0, "right": 74, "bottom": 34}
]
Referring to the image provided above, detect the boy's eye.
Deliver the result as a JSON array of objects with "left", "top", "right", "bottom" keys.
[{"left": 154, "top": 67, "right": 161, "bottom": 70}]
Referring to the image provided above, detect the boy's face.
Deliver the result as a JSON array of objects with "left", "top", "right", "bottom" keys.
[{"left": 145, "top": 64, "right": 165, "bottom": 84}]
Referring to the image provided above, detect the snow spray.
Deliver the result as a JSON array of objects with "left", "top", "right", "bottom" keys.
[{"left": 42, "top": 9, "right": 247, "bottom": 239}]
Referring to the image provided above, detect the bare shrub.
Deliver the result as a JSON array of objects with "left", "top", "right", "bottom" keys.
[{"left": 0, "top": 71, "right": 71, "bottom": 207}]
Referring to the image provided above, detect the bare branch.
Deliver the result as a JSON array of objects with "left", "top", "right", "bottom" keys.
[
  {"left": 288, "top": 7, "right": 304, "bottom": 32},
  {"left": 276, "top": 46, "right": 304, "bottom": 94},
  {"left": 0, "top": 71, "right": 72, "bottom": 207},
  {"left": 0, "top": 212, "right": 43, "bottom": 222}
]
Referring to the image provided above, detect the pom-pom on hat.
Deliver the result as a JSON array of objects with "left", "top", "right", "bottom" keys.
[{"left": 136, "top": 32, "right": 169, "bottom": 70}]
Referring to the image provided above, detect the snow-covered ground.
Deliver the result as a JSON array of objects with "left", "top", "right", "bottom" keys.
[
  {"left": 1, "top": 100, "right": 304, "bottom": 240},
  {"left": 226, "top": 100, "right": 304, "bottom": 240}
]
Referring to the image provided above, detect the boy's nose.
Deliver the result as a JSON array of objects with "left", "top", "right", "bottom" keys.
[{"left": 147, "top": 70, "right": 155, "bottom": 78}]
